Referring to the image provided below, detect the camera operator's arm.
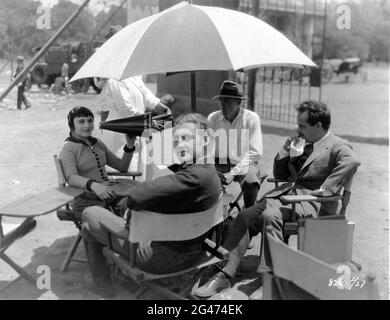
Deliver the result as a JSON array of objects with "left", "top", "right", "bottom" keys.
[
  {"left": 151, "top": 101, "right": 172, "bottom": 116},
  {"left": 136, "top": 79, "right": 172, "bottom": 116}
]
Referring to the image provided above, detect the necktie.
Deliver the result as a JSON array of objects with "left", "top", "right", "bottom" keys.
[
  {"left": 304, "top": 143, "right": 314, "bottom": 157},
  {"left": 289, "top": 143, "right": 314, "bottom": 179}
]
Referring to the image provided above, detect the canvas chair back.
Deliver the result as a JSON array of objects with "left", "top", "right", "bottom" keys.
[
  {"left": 264, "top": 229, "right": 380, "bottom": 300},
  {"left": 53, "top": 154, "right": 67, "bottom": 188},
  {"left": 53, "top": 154, "right": 75, "bottom": 216},
  {"left": 129, "top": 195, "right": 224, "bottom": 243}
]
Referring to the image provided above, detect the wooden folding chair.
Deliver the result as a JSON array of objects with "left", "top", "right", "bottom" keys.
[
  {"left": 257, "top": 175, "right": 356, "bottom": 273},
  {"left": 0, "top": 214, "right": 37, "bottom": 293},
  {"left": 267, "top": 175, "right": 354, "bottom": 245},
  {"left": 101, "top": 196, "right": 229, "bottom": 300},
  {"left": 262, "top": 226, "right": 380, "bottom": 300},
  {"left": 53, "top": 154, "right": 142, "bottom": 272},
  {"left": 0, "top": 185, "right": 84, "bottom": 293}
]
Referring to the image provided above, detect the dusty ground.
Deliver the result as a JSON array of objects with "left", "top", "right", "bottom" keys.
[{"left": 0, "top": 63, "right": 388, "bottom": 300}]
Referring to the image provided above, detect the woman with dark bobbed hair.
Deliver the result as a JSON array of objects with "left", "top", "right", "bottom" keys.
[{"left": 59, "top": 106, "right": 136, "bottom": 218}]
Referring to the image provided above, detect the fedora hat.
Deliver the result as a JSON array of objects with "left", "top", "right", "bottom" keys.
[{"left": 212, "top": 80, "right": 248, "bottom": 100}]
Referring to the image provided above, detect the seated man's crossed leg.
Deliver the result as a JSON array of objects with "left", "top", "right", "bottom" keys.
[{"left": 193, "top": 197, "right": 316, "bottom": 298}]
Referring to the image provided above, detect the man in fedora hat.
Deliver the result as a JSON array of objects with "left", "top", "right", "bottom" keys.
[{"left": 208, "top": 80, "right": 263, "bottom": 208}]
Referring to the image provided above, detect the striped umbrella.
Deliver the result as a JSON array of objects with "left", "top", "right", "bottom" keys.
[{"left": 71, "top": 1, "right": 316, "bottom": 111}]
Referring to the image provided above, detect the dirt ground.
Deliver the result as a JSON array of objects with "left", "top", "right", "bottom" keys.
[{"left": 0, "top": 63, "right": 388, "bottom": 300}]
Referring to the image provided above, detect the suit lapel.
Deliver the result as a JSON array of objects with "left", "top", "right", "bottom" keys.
[{"left": 299, "top": 132, "right": 334, "bottom": 173}]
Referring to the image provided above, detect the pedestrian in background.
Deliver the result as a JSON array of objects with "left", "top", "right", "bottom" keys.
[{"left": 14, "top": 56, "right": 32, "bottom": 110}]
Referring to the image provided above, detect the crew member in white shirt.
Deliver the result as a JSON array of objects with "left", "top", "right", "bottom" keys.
[{"left": 208, "top": 80, "right": 263, "bottom": 208}]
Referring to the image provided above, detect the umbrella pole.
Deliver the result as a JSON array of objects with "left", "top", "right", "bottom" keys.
[{"left": 191, "top": 72, "right": 196, "bottom": 112}]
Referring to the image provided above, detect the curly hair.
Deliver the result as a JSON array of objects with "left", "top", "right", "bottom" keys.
[{"left": 296, "top": 100, "right": 331, "bottom": 130}]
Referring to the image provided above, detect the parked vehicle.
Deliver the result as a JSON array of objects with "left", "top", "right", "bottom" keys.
[
  {"left": 28, "top": 41, "right": 103, "bottom": 93},
  {"left": 321, "top": 58, "right": 365, "bottom": 83},
  {"left": 255, "top": 58, "right": 364, "bottom": 86}
]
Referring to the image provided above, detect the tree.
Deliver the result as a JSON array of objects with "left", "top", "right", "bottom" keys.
[
  {"left": 0, "top": 0, "right": 95, "bottom": 58},
  {"left": 131, "top": 0, "right": 159, "bottom": 14},
  {"left": 0, "top": 0, "right": 49, "bottom": 59},
  {"left": 325, "top": 0, "right": 390, "bottom": 62},
  {"left": 51, "top": 0, "right": 95, "bottom": 43}
]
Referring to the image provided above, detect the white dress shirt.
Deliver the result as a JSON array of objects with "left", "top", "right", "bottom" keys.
[
  {"left": 97, "top": 76, "right": 160, "bottom": 119},
  {"left": 208, "top": 108, "right": 263, "bottom": 176}
]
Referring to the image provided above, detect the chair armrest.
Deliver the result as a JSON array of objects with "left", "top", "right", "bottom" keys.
[
  {"left": 107, "top": 171, "right": 142, "bottom": 177},
  {"left": 280, "top": 194, "right": 343, "bottom": 203}
]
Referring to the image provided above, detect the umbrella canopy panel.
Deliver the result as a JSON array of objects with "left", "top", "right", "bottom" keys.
[{"left": 71, "top": 1, "right": 316, "bottom": 82}]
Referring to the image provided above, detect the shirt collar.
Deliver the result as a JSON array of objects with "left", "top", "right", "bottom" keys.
[
  {"left": 65, "top": 134, "right": 97, "bottom": 147},
  {"left": 313, "top": 131, "right": 330, "bottom": 151}
]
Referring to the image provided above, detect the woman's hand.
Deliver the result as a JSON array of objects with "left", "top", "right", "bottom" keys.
[{"left": 90, "top": 182, "right": 115, "bottom": 200}]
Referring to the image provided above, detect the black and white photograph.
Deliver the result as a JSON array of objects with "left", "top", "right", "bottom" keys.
[{"left": 0, "top": 0, "right": 388, "bottom": 302}]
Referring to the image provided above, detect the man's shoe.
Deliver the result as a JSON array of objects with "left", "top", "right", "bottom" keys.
[
  {"left": 84, "top": 274, "right": 116, "bottom": 298},
  {"left": 193, "top": 273, "right": 231, "bottom": 298},
  {"left": 249, "top": 286, "right": 263, "bottom": 300}
]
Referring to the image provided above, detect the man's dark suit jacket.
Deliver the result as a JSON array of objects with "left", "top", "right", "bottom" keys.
[
  {"left": 126, "top": 163, "right": 221, "bottom": 214},
  {"left": 264, "top": 132, "right": 360, "bottom": 215},
  {"left": 125, "top": 162, "right": 222, "bottom": 250}
]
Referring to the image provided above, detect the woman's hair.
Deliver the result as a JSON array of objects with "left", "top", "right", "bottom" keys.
[
  {"left": 67, "top": 106, "right": 94, "bottom": 130},
  {"left": 174, "top": 113, "right": 213, "bottom": 138}
]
